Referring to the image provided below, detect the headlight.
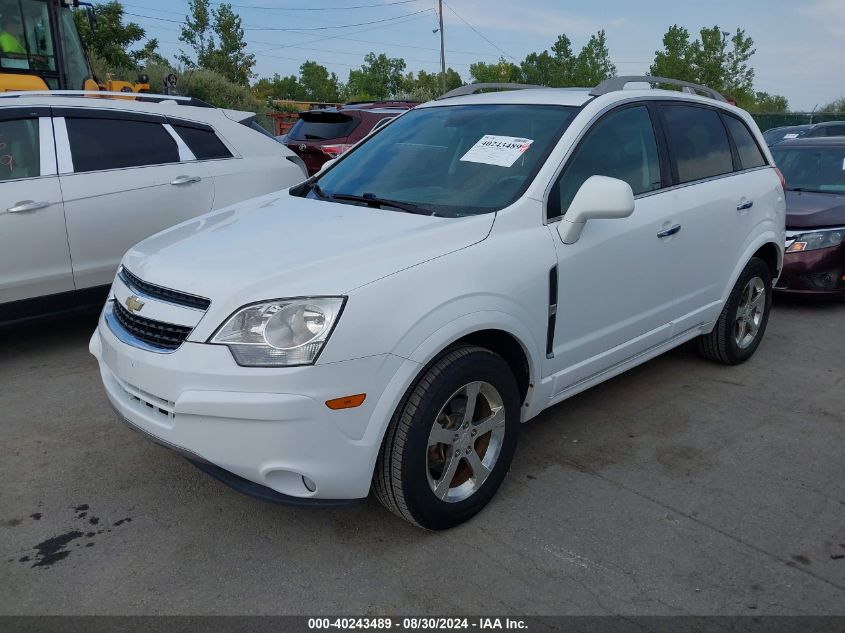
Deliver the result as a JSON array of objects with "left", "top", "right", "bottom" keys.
[
  {"left": 209, "top": 297, "right": 345, "bottom": 367},
  {"left": 787, "top": 228, "right": 844, "bottom": 253}
]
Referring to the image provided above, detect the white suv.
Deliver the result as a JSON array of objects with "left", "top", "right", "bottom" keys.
[
  {"left": 90, "top": 78, "right": 786, "bottom": 529},
  {"left": 0, "top": 92, "right": 306, "bottom": 326}
]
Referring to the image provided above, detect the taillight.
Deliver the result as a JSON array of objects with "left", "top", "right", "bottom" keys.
[
  {"left": 774, "top": 167, "right": 786, "bottom": 191},
  {"left": 320, "top": 144, "right": 353, "bottom": 158}
]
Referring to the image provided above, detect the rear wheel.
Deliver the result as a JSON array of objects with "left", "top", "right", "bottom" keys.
[
  {"left": 374, "top": 346, "right": 520, "bottom": 530},
  {"left": 697, "top": 257, "right": 772, "bottom": 365}
]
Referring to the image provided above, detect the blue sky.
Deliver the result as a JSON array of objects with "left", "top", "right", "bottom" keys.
[{"left": 118, "top": 0, "right": 845, "bottom": 110}]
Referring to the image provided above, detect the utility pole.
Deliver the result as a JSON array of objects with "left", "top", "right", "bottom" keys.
[{"left": 438, "top": 0, "right": 446, "bottom": 94}]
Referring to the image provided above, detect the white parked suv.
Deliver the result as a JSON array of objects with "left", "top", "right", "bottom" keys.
[
  {"left": 90, "top": 77, "right": 786, "bottom": 529},
  {"left": 0, "top": 91, "right": 306, "bottom": 326}
]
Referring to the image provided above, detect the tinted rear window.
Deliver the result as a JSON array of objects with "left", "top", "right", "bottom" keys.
[
  {"left": 172, "top": 125, "right": 232, "bottom": 160},
  {"left": 723, "top": 116, "right": 767, "bottom": 169},
  {"left": 66, "top": 118, "right": 178, "bottom": 172},
  {"left": 662, "top": 105, "right": 733, "bottom": 183},
  {"left": 288, "top": 112, "right": 358, "bottom": 141}
]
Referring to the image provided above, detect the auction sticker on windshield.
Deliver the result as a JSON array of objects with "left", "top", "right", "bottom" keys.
[{"left": 460, "top": 135, "right": 534, "bottom": 167}]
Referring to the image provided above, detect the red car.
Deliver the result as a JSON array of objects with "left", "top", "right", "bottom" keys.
[
  {"left": 771, "top": 137, "right": 845, "bottom": 299},
  {"left": 283, "top": 101, "right": 417, "bottom": 175}
]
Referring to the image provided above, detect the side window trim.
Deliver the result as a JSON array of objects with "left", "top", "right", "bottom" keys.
[
  {"left": 645, "top": 101, "right": 673, "bottom": 189},
  {"left": 38, "top": 116, "right": 57, "bottom": 176},
  {"left": 719, "top": 112, "right": 742, "bottom": 172},
  {"left": 162, "top": 123, "right": 197, "bottom": 162},
  {"left": 53, "top": 116, "right": 73, "bottom": 174},
  {"left": 720, "top": 112, "right": 770, "bottom": 171},
  {"left": 544, "top": 101, "right": 664, "bottom": 222}
]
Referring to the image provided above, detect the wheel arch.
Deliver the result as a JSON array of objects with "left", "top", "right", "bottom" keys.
[
  {"left": 403, "top": 312, "right": 542, "bottom": 413},
  {"left": 721, "top": 233, "right": 784, "bottom": 304}
]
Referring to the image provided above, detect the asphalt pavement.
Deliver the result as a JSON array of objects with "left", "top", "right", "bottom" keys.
[{"left": 1, "top": 298, "right": 843, "bottom": 615}]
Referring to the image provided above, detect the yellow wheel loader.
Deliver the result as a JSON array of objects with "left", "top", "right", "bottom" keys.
[{"left": 0, "top": 0, "right": 149, "bottom": 93}]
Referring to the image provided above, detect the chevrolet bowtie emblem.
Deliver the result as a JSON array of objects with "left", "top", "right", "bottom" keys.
[{"left": 125, "top": 295, "right": 145, "bottom": 313}]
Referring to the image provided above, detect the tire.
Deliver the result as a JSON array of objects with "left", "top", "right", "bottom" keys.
[
  {"left": 696, "top": 257, "right": 772, "bottom": 365},
  {"left": 374, "top": 345, "right": 520, "bottom": 530}
]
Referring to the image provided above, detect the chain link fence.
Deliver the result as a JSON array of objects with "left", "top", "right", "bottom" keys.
[{"left": 751, "top": 112, "right": 844, "bottom": 131}]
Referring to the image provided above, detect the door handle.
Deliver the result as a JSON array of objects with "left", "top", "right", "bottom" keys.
[
  {"left": 170, "top": 175, "right": 202, "bottom": 185},
  {"left": 737, "top": 200, "right": 754, "bottom": 211},
  {"left": 7, "top": 200, "right": 50, "bottom": 213},
  {"left": 657, "top": 224, "right": 681, "bottom": 238}
]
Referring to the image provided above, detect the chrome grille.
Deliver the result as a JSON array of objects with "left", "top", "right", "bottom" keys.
[
  {"left": 112, "top": 300, "right": 192, "bottom": 351},
  {"left": 119, "top": 267, "right": 210, "bottom": 310}
]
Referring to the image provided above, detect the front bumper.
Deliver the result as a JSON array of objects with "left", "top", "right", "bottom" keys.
[
  {"left": 91, "top": 312, "right": 419, "bottom": 501},
  {"left": 775, "top": 240, "right": 845, "bottom": 299}
]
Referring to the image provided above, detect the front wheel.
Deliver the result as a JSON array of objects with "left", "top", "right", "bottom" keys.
[
  {"left": 374, "top": 346, "right": 520, "bottom": 530},
  {"left": 697, "top": 257, "right": 772, "bottom": 365}
]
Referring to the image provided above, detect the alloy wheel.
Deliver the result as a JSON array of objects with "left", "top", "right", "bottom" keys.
[
  {"left": 734, "top": 276, "right": 766, "bottom": 349},
  {"left": 425, "top": 381, "right": 506, "bottom": 503}
]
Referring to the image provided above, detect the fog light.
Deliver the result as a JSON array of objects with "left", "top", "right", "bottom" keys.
[{"left": 302, "top": 476, "right": 317, "bottom": 492}]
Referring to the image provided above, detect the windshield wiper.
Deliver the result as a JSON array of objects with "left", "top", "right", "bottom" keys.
[
  {"left": 327, "top": 192, "right": 437, "bottom": 216},
  {"left": 787, "top": 187, "right": 824, "bottom": 193}
]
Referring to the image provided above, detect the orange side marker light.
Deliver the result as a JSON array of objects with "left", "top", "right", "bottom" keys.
[{"left": 326, "top": 394, "right": 366, "bottom": 410}]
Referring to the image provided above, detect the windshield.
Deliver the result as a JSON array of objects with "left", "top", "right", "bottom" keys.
[
  {"left": 311, "top": 104, "right": 578, "bottom": 217},
  {"left": 772, "top": 146, "right": 845, "bottom": 193},
  {"left": 763, "top": 126, "right": 809, "bottom": 145},
  {"left": 0, "top": 0, "right": 56, "bottom": 75},
  {"left": 56, "top": 6, "right": 89, "bottom": 89}
]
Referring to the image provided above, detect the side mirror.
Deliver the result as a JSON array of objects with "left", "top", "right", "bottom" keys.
[
  {"left": 317, "top": 158, "right": 337, "bottom": 174},
  {"left": 556, "top": 175, "right": 634, "bottom": 244}
]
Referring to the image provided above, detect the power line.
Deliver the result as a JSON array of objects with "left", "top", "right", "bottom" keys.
[
  {"left": 121, "top": 0, "right": 423, "bottom": 15},
  {"left": 124, "top": 7, "right": 434, "bottom": 31},
  {"left": 232, "top": 0, "right": 423, "bottom": 10},
  {"left": 442, "top": 1, "right": 516, "bottom": 62}
]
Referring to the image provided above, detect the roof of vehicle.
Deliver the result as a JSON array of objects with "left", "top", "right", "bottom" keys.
[
  {"left": 302, "top": 106, "right": 408, "bottom": 116},
  {"left": 0, "top": 92, "right": 253, "bottom": 123},
  {"left": 765, "top": 124, "right": 812, "bottom": 133},
  {"left": 809, "top": 120, "right": 845, "bottom": 128},
  {"left": 419, "top": 86, "right": 738, "bottom": 109},
  {"left": 770, "top": 137, "right": 845, "bottom": 148}
]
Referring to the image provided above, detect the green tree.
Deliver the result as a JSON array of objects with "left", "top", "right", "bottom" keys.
[
  {"left": 252, "top": 73, "right": 301, "bottom": 101},
  {"left": 400, "top": 68, "right": 461, "bottom": 100},
  {"left": 73, "top": 1, "right": 147, "bottom": 72},
  {"left": 469, "top": 57, "right": 522, "bottom": 83},
  {"left": 346, "top": 53, "right": 407, "bottom": 100},
  {"left": 820, "top": 97, "right": 845, "bottom": 113},
  {"left": 691, "top": 26, "right": 727, "bottom": 91},
  {"left": 520, "top": 51, "right": 556, "bottom": 86},
  {"left": 723, "top": 28, "right": 756, "bottom": 101},
  {"left": 649, "top": 25, "right": 697, "bottom": 82},
  {"left": 178, "top": 0, "right": 212, "bottom": 69},
  {"left": 572, "top": 30, "right": 616, "bottom": 86},
  {"left": 298, "top": 61, "right": 341, "bottom": 102},
  {"left": 517, "top": 34, "right": 578, "bottom": 87},
  {"left": 747, "top": 92, "right": 789, "bottom": 113},
  {"left": 179, "top": 0, "right": 255, "bottom": 85},
  {"left": 133, "top": 38, "right": 167, "bottom": 67}
]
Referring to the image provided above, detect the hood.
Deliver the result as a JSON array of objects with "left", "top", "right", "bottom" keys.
[
  {"left": 122, "top": 191, "right": 494, "bottom": 312},
  {"left": 785, "top": 190, "right": 845, "bottom": 229}
]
